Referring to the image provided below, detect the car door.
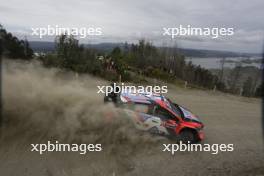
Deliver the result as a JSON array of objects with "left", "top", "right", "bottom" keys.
[{"left": 152, "top": 105, "right": 178, "bottom": 134}]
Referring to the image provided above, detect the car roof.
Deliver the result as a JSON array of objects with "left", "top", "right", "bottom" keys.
[
  {"left": 120, "top": 90, "right": 172, "bottom": 110},
  {"left": 120, "top": 90, "right": 186, "bottom": 120}
]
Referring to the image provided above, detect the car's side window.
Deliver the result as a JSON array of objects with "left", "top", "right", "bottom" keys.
[{"left": 153, "top": 105, "right": 175, "bottom": 121}]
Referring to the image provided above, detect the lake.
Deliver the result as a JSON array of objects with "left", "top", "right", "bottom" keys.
[{"left": 185, "top": 57, "right": 262, "bottom": 69}]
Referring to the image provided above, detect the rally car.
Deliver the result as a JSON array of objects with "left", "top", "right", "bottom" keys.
[{"left": 104, "top": 88, "right": 204, "bottom": 143}]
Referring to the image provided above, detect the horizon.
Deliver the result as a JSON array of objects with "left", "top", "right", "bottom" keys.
[{"left": 28, "top": 40, "right": 262, "bottom": 55}]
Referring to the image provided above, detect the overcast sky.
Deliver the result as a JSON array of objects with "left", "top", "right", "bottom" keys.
[{"left": 1, "top": 0, "right": 263, "bottom": 53}]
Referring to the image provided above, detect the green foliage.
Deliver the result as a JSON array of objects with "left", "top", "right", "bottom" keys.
[
  {"left": 39, "top": 35, "right": 225, "bottom": 91},
  {"left": 41, "top": 34, "right": 102, "bottom": 75},
  {"left": 39, "top": 53, "right": 62, "bottom": 67},
  {"left": 55, "top": 34, "right": 84, "bottom": 70},
  {"left": 0, "top": 24, "right": 33, "bottom": 59}
]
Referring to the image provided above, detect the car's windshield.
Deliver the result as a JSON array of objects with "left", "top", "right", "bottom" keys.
[
  {"left": 178, "top": 106, "right": 201, "bottom": 123},
  {"left": 167, "top": 99, "right": 183, "bottom": 118}
]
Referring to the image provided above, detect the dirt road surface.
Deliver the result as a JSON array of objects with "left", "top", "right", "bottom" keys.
[{"left": 0, "top": 59, "right": 263, "bottom": 176}]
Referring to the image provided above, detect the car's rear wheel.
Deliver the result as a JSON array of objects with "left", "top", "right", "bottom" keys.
[
  {"left": 179, "top": 129, "right": 197, "bottom": 144},
  {"left": 148, "top": 127, "right": 159, "bottom": 134}
]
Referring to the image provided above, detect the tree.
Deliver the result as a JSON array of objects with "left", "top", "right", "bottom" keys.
[
  {"left": 24, "top": 38, "right": 33, "bottom": 58},
  {"left": 55, "top": 34, "right": 83, "bottom": 70},
  {"left": 255, "top": 83, "right": 263, "bottom": 97},
  {"left": 229, "top": 63, "right": 242, "bottom": 93},
  {"left": 111, "top": 47, "right": 123, "bottom": 72},
  {"left": 219, "top": 57, "right": 226, "bottom": 82},
  {"left": 242, "top": 77, "right": 254, "bottom": 97},
  {"left": 0, "top": 24, "right": 33, "bottom": 59}
]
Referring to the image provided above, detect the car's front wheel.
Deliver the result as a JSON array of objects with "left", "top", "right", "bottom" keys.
[{"left": 179, "top": 129, "right": 197, "bottom": 144}]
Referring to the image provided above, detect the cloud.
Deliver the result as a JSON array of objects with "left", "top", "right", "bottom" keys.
[{"left": 1, "top": 0, "right": 263, "bottom": 52}]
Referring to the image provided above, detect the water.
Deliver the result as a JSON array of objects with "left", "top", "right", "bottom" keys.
[{"left": 185, "top": 57, "right": 262, "bottom": 69}]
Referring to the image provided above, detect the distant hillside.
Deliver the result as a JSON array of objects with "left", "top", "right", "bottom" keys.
[
  {"left": 29, "top": 41, "right": 124, "bottom": 53},
  {"left": 29, "top": 41, "right": 261, "bottom": 58},
  {"left": 177, "top": 48, "right": 260, "bottom": 58},
  {"left": 29, "top": 41, "right": 55, "bottom": 52}
]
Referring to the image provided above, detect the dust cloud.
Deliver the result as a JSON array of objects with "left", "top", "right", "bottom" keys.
[{"left": 0, "top": 59, "right": 161, "bottom": 175}]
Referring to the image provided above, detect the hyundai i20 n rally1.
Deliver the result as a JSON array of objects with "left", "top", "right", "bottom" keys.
[{"left": 104, "top": 88, "right": 204, "bottom": 143}]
